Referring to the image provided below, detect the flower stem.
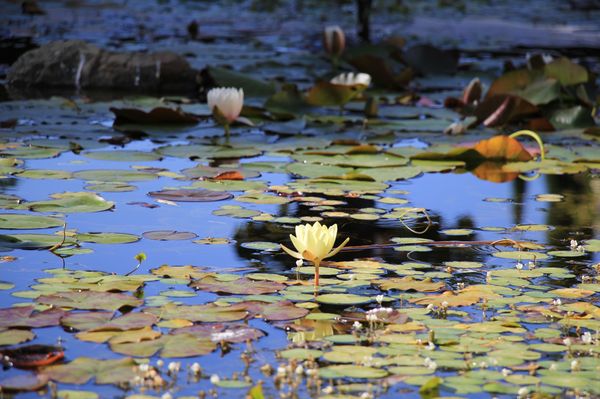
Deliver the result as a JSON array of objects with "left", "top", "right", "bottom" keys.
[
  {"left": 224, "top": 123, "right": 230, "bottom": 142},
  {"left": 313, "top": 259, "right": 321, "bottom": 294}
]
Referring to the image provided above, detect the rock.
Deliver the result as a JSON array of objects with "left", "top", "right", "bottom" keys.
[{"left": 7, "top": 40, "right": 197, "bottom": 91}]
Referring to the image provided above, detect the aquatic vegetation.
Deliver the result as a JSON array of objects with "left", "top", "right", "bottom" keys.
[
  {"left": 207, "top": 87, "right": 244, "bottom": 138},
  {"left": 0, "top": 2, "right": 598, "bottom": 398},
  {"left": 281, "top": 221, "right": 349, "bottom": 289}
]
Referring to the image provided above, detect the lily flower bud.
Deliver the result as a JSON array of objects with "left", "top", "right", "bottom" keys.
[
  {"left": 323, "top": 25, "right": 345, "bottom": 58},
  {"left": 207, "top": 87, "right": 244, "bottom": 124}
]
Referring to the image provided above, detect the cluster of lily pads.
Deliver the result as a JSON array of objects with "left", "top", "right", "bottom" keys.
[{"left": 0, "top": 24, "right": 599, "bottom": 399}]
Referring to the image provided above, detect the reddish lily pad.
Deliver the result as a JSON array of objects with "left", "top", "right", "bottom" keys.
[
  {"left": 190, "top": 277, "right": 285, "bottom": 295},
  {"left": 0, "top": 306, "right": 65, "bottom": 328},
  {"left": 60, "top": 311, "right": 157, "bottom": 331},
  {"left": 0, "top": 373, "right": 49, "bottom": 391},
  {"left": 171, "top": 323, "right": 265, "bottom": 343},
  {"left": 37, "top": 291, "right": 143, "bottom": 311},
  {"left": 0, "top": 345, "right": 64, "bottom": 368},
  {"left": 241, "top": 300, "right": 310, "bottom": 321}
]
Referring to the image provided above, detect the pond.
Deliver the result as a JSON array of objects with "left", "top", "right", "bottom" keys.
[{"left": 0, "top": 1, "right": 599, "bottom": 399}]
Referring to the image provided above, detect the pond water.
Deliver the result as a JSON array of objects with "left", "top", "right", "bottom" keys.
[{"left": 1, "top": 1, "right": 599, "bottom": 398}]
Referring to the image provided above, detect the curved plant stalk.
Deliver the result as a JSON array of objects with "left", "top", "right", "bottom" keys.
[
  {"left": 396, "top": 207, "right": 432, "bottom": 234},
  {"left": 509, "top": 129, "right": 545, "bottom": 182},
  {"left": 125, "top": 252, "right": 147, "bottom": 276},
  {"left": 508, "top": 129, "right": 545, "bottom": 161},
  {"left": 48, "top": 223, "right": 68, "bottom": 253},
  {"left": 518, "top": 171, "right": 541, "bottom": 182}
]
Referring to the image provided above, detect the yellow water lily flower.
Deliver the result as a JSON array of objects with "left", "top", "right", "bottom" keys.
[{"left": 281, "top": 221, "right": 349, "bottom": 289}]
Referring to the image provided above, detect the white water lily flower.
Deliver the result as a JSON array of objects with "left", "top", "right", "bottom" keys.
[
  {"left": 581, "top": 331, "right": 592, "bottom": 344},
  {"left": 207, "top": 87, "right": 244, "bottom": 123},
  {"left": 281, "top": 221, "right": 349, "bottom": 265},
  {"left": 210, "top": 374, "right": 220, "bottom": 384},
  {"left": 330, "top": 72, "right": 371, "bottom": 87},
  {"left": 323, "top": 25, "right": 345, "bottom": 57}
]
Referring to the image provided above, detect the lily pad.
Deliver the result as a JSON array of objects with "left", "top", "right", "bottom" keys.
[
  {"left": 191, "top": 277, "right": 285, "bottom": 295},
  {"left": 0, "top": 214, "right": 64, "bottom": 230},
  {"left": 16, "top": 192, "right": 114, "bottom": 213},
  {"left": 315, "top": 294, "right": 372, "bottom": 306},
  {"left": 148, "top": 189, "right": 232, "bottom": 202},
  {"left": 142, "top": 230, "right": 198, "bottom": 241}
]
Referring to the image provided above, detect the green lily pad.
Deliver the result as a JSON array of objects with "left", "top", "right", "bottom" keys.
[
  {"left": 16, "top": 169, "right": 72, "bottom": 179},
  {"left": 319, "top": 365, "right": 388, "bottom": 379},
  {"left": 73, "top": 169, "right": 157, "bottom": 182},
  {"left": 492, "top": 251, "right": 549, "bottom": 260},
  {"left": 315, "top": 294, "right": 372, "bottom": 305},
  {"left": 240, "top": 241, "right": 281, "bottom": 252},
  {"left": 0, "top": 214, "right": 64, "bottom": 230},
  {"left": 83, "top": 151, "right": 161, "bottom": 162},
  {"left": 44, "top": 357, "right": 138, "bottom": 384},
  {"left": 75, "top": 232, "right": 140, "bottom": 244},
  {"left": 0, "top": 329, "right": 35, "bottom": 345},
  {"left": 37, "top": 291, "right": 143, "bottom": 311},
  {"left": 16, "top": 192, "right": 114, "bottom": 213}
]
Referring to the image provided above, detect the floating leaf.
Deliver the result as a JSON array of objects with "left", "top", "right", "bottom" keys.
[
  {"left": 142, "top": 230, "right": 197, "bottom": 241},
  {"left": 240, "top": 241, "right": 281, "bottom": 252},
  {"left": 44, "top": 357, "right": 138, "bottom": 384},
  {"left": 146, "top": 303, "right": 248, "bottom": 323},
  {"left": 191, "top": 277, "right": 285, "bottom": 295},
  {"left": 0, "top": 305, "right": 65, "bottom": 328},
  {"left": 83, "top": 151, "right": 161, "bottom": 162},
  {"left": 241, "top": 300, "right": 309, "bottom": 321},
  {"left": 75, "top": 232, "right": 140, "bottom": 244},
  {"left": 74, "top": 169, "right": 157, "bottom": 182},
  {"left": 0, "top": 329, "right": 35, "bottom": 345},
  {"left": 315, "top": 294, "right": 372, "bottom": 306},
  {"left": 110, "top": 334, "right": 216, "bottom": 358},
  {"left": 16, "top": 192, "right": 114, "bottom": 213},
  {"left": 0, "top": 373, "right": 48, "bottom": 392},
  {"left": 151, "top": 265, "right": 211, "bottom": 280},
  {"left": 319, "top": 365, "right": 388, "bottom": 379},
  {"left": 110, "top": 107, "right": 199, "bottom": 125},
  {"left": 61, "top": 311, "right": 157, "bottom": 331},
  {"left": 375, "top": 277, "right": 444, "bottom": 292},
  {"left": 0, "top": 214, "right": 63, "bottom": 230},
  {"left": 148, "top": 189, "right": 232, "bottom": 202},
  {"left": 37, "top": 291, "right": 142, "bottom": 311}
]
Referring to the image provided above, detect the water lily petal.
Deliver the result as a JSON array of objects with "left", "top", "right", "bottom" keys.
[
  {"left": 280, "top": 244, "right": 302, "bottom": 259},
  {"left": 323, "top": 237, "right": 350, "bottom": 259}
]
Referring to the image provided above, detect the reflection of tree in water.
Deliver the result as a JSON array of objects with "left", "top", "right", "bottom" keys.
[
  {"left": 232, "top": 195, "right": 487, "bottom": 279},
  {"left": 545, "top": 174, "right": 596, "bottom": 244}
]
